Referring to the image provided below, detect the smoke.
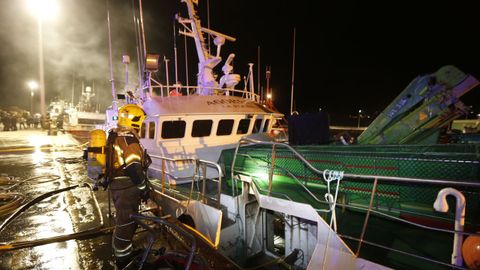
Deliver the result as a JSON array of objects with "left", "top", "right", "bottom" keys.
[{"left": 0, "top": 0, "right": 140, "bottom": 112}]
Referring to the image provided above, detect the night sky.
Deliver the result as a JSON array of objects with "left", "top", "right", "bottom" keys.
[{"left": 0, "top": 0, "right": 478, "bottom": 125}]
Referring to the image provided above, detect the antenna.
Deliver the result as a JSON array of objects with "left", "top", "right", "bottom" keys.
[
  {"left": 131, "top": 0, "right": 144, "bottom": 98},
  {"left": 184, "top": 33, "right": 189, "bottom": 89},
  {"left": 71, "top": 72, "right": 75, "bottom": 106},
  {"left": 164, "top": 56, "right": 170, "bottom": 94},
  {"left": 290, "top": 28, "right": 296, "bottom": 116},
  {"left": 138, "top": 0, "right": 147, "bottom": 59},
  {"left": 207, "top": 0, "right": 211, "bottom": 55},
  {"left": 266, "top": 66, "right": 271, "bottom": 107},
  {"left": 173, "top": 18, "right": 179, "bottom": 91},
  {"left": 123, "top": 55, "right": 130, "bottom": 91},
  {"left": 106, "top": 0, "right": 116, "bottom": 110},
  {"left": 257, "top": 46, "right": 261, "bottom": 96},
  {"left": 266, "top": 66, "right": 271, "bottom": 99}
]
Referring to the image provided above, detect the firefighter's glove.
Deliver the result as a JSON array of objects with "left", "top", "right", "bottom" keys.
[{"left": 138, "top": 182, "right": 150, "bottom": 203}]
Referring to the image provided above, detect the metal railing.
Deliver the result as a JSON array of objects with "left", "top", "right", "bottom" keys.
[
  {"left": 230, "top": 137, "right": 480, "bottom": 269},
  {"left": 148, "top": 154, "right": 223, "bottom": 208},
  {"left": 143, "top": 84, "right": 262, "bottom": 103}
]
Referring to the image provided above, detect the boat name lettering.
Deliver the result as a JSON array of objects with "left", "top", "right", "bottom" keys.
[{"left": 207, "top": 99, "right": 245, "bottom": 106}]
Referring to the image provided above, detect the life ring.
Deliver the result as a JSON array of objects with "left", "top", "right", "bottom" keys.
[{"left": 169, "top": 90, "right": 182, "bottom": 96}]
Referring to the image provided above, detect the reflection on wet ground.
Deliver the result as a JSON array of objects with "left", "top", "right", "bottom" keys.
[
  {"left": 0, "top": 130, "right": 239, "bottom": 270},
  {"left": 0, "top": 130, "right": 115, "bottom": 269}
]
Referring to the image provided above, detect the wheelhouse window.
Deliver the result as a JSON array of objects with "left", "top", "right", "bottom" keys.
[
  {"left": 148, "top": 122, "right": 156, "bottom": 139},
  {"left": 253, "top": 118, "right": 263, "bottom": 133},
  {"left": 263, "top": 119, "right": 270, "bottom": 132},
  {"left": 237, "top": 119, "right": 251, "bottom": 135},
  {"left": 161, "top": 120, "right": 186, "bottom": 139},
  {"left": 140, "top": 122, "right": 146, "bottom": 138},
  {"left": 192, "top": 120, "right": 213, "bottom": 137},
  {"left": 217, "top": 119, "right": 234, "bottom": 136}
]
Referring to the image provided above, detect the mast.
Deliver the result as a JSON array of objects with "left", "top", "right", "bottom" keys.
[
  {"left": 131, "top": 0, "right": 144, "bottom": 98},
  {"left": 290, "top": 28, "right": 296, "bottom": 115},
  {"left": 138, "top": 0, "right": 147, "bottom": 59},
  {"left": 206, "top": 0, "right": 211, "bottom": 55},
  {"left": 71, "top": 72, "right": 75, "bottom": 106},
  {"left": 123, "top": 55, "right": 130, "bottom": 93},
  {"left": 178, "top": 0, "right": 236, "bottom": 94},
  {"left": 164, "top": 56, "right": 170, "bottom": 92},
  {"left": 106, "top": 0, "right": 116, "bottom": 109},
  {"left": 138, "top": 0, "right": 148, "bottom": 99},
  {"left": 173, "top": 19, "right": 179, "bottom": 88},
  {"left": 184, "top": 33, "right": 189, "bottom": 88},
  {"left": 257, "top": 46, "right": 261, "bottom": 96}
]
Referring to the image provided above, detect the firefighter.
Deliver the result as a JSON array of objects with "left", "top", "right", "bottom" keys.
[{"left": 107, "top": 104, "right": 149, "bottom": 268}]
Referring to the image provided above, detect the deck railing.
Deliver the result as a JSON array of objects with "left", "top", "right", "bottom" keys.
[
  {"left": 148, "top": 154, "right": 223, "bottom": 208},
  {"left": 143, "top": 83, "right": 262, "bottom": 103},
  {"left": 230, "top": 137, "right": 480, "bottom": 269}
]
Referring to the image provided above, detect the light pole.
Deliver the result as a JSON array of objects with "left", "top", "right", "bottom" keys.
[
  {"left": 27, "top": 81, "right": 38, "bottom": 115},
  {"left": 26, "top": 0, "right": 58, "bottom": 117},
  {"left": 357, "top": 109, "right": 362, "bottom": 128}
]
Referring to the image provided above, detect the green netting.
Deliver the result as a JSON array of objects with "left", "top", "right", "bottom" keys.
[{"left": 219, "top": 143, "right": 480, "bottom": 225}]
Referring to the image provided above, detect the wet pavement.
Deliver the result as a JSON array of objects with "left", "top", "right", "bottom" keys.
[
  {"left": 0, "top": 130, "right": 244, "bottom": 270},
  {"left": 0, "top": 130, "right": 115, "bottom": 269}
]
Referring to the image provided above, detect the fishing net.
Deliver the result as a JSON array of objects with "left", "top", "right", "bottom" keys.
[{"left": 219, "top": 143, "right": 480, "bottom": 224}]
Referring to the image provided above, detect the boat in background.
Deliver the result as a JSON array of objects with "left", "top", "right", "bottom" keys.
[
  {"left": 63, "top": 86, "right": 105, "bottom": 142},
  {"left": 48, "top": 86, "right": 105, "bottom": 142}
]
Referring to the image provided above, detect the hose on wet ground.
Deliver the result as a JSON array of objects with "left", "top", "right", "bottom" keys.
[
  {"left": 0, "top": 175, "right": 61, "bottom": 191},
  {"left": 0, "top": 225, "right": 115, "bottom": 252},
  {"left": 0, "top": 193, "right": 24, "bottom": 217},
  {"left": 55, "top": 157, "right": 85, "bottom": 164},
  {"left": 0, "top": 183, "right": 113, "bottom": 252},
  {"left": 0, "top": 182, "right": 105, "bottom": 231},
  {"left": 0, "top": 214, "right": 157, "bottom": 252},
  {"left": 0, "top": 223, "right": 155, "bottom": 253},
  {"left": 0, "top": 184, "right": 82, "bottom": 233},
  {"left": 0, "top": 175, "right": 63, "bottom": 216}
]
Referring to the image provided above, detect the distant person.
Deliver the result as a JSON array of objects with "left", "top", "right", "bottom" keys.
[
  {"left": 27, "top": 114, "right": 34, "bottom": 128},
  {"left": 1, "top": 113, "right": 10, "bottom": 131},
  {"left": 56, "top": 114, "right": 64, "bottom": 132},
  {"left": 19, "top": 117, "right": 27, "bottom": 130},
  {"left": 10, "top": 114, "right": 17, "bottom": 131},
  {"left": 41, "top": 113, "right": 51, "bottom": 130},
  {"left": 32, "top": 114, "right": 40, "bottom": 128}
]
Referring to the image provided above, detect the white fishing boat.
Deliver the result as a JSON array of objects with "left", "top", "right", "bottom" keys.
[
  {"left": 93, "top": 0, "right": 480, "bottom": 269},
  {"left": 113, "top": 0, "right": 285, "bottom": 184},
  {"left": 63, "top": 86, "right": 105, "bottom": 141},
  {"left": 115, "top": 0, "right": 388, "bottom": 269}
]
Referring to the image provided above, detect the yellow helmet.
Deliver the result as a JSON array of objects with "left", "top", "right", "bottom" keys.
[{"left": 118, "top": 104, "right": 146, "bottom": 130}]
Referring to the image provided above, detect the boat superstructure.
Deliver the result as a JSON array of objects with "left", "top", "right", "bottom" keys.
[{"left": 134, "top": 0, "right": 283, "bottom": 184}]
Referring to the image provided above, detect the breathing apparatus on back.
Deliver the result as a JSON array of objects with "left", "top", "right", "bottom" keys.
[
  {"left": 85, "top": 104, "right": 147, "bottom": 190},
  {"left": 86, "top": 129, "right": 109, "bottom": 190}
]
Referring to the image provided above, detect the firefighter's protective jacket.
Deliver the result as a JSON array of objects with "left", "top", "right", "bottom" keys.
[{"left": 109, "top": 127, "right": 146, "bottom": 186}]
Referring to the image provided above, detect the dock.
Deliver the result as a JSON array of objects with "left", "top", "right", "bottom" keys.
[{"left": 0, "top": 130, "right": 115, "bottom": 269}]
